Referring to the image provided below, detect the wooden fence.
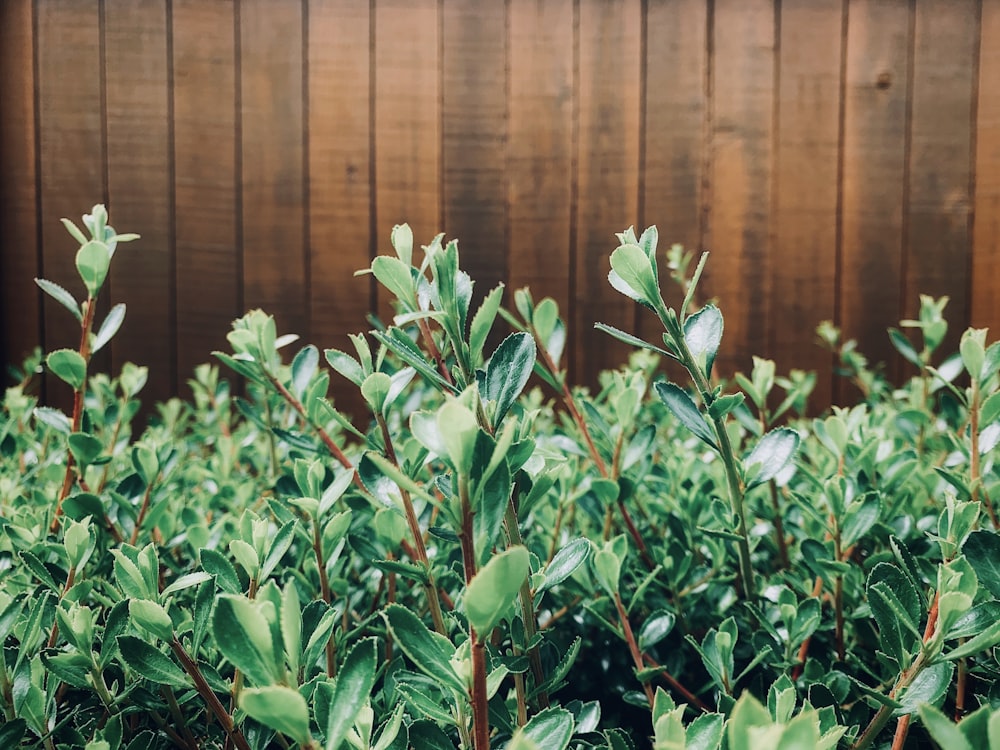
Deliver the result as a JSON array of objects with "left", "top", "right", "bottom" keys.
[{"left": 1, "top": 0, "right": 998, "bottom": 414}]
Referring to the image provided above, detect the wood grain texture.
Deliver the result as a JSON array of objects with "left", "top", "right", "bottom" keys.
[
  {"left": 241, "top": 0, "right": 307, "bottom": 338},
  {"left": 704, "top": 0, "right": 775, "bottom": 377},
  {"left": 639, "top": 0, "right": 708, "bottom": 351},
  {"left": 508, "top": 0, "right": 574, "bottom": 337},
  {"left": 308, "top": 0, "right": 372, "bottom": 416},
  {"left": 373, "top": 0, "right": 440, "bottom": 324},
  {"left": 575, "top": 0, "right": 642, "bottom": 384},
  {"left": 973, "top": 2, "right": 1000, "bottom": 335},
  {"left": 772, "top": 0, "right": 843, "bottom": 409},
  {"left": 172, "top": 0, "right": 239, "bottom": 387},
  {"left": 36, "top": 0, "right": 106, "bottom": 408},
  {"left": 442, "top": 0, "right": 508, "bottom": 315},
  {"left": 104, "top": 0, "right": 172, "bottom": 402},
  {"left": 839, "top": 0, "right": 911, "bottom": 392},
  {"left": 0, "top": 0, "right": 41, "bottom": 377},
  {"left": 905, "top": 0, "right": 976, "bottom": 358}
]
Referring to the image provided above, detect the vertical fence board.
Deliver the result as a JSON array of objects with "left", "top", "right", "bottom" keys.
[
  {"left": 508, "top": 0, "right": 574, "bottom": 334},
  {"left": 442, "top": 0, "right": 508, "bottom": 316},
  {"left": 973, "top": 3, "right": 1000, "bottom": 335},
  {"left": 241, "top": 0, "right": 306, "bottom": 338},
  {"left": 308, "top": 0, "right": 372, "bottom": 415},
  {"left": 373, "top": 0, "right": 440, "bottom": 322},
  {"left": 772, "top": 0, "right": 843, "bottom": 409},
  {"left": 904, "top": 0, "right": 976, "bottom": 358},
  {"left": 104, "top": 0, "right": 172, "bottom": 403},
  {"left": 0, "top": 0, "right": 40, "bottom": 377},
  {"left": 575, "top": 0, "right": 642, "bottom": 384},
  {"left": 172, "top": 0, "right": 239, "bottom": 387},
  {"left": 704, "top": 0, "right": 775, "bottom": 377},
  {"left": 840, "top": 0, "right": 911, "bottom": 393},
  {"left": 36, "top": 0, "right": 105, "bottom": 409}
]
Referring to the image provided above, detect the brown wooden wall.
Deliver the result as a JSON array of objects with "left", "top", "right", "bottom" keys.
[{"left": 2, "top": 0, "right": 998, "bottom": 414}]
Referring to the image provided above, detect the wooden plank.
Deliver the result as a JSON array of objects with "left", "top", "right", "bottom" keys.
[
  {"left": 308, "top": 0, "right": 371, "bottom": 417},
  {"left": 839, "top": 0, "right": 911, "bottom": 393},
  {"left": 972, "top": 2, "right": 1000, "bottom": 334},
  {"left": 638, "top": 0, "right": 708, "bottom": 356},
  {"left": 36, "top": 0, "right": 105, "bottom": 409},
  {"left": 575, "top": 0, "right": 642, "bottom": 384},
  {"left": 703, "top": 0, "right": 775, "bottom": 378},
  {"left": 241, "top": 0, "right": 307, "bottom": 339},
  {"left": 508, "top": 0, "right": 574, "bottom": 336},
  {"left": 772, "top": 0, "right": 843, "bottom": 410},
  {"left": 172, "top": 0, "right": 239, "bottom": 388},
  {"left": 373, "top": 0, "right": 440, "bottom": 324},
  {"left": 904, "top": 0, "right": 976, "bottom": 359},
  {"left": 0, "top": 0, "right": 41, "bottom": 379},
  {"left": 104, "top": 0, "right": 172, "bottom": 403},
  {"left": 442, "top": 0, "right": 507, "bottom": 314}
]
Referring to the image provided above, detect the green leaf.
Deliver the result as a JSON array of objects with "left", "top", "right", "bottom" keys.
[
  {"left": 92, "top": 303, "right": 126, "bottom": 354},
  {"left": 638, "top": 610, "right": 675, "bottom": 651},
  {"left": 382, "top": 604, "right": 464, "bottom": 693},
  {"left": 212, "top": 594, "right": 280, "bottom": 686},
  {"left": 161, "top": 571, "right": 213, "bottom": 598},
  {"left": 131, "top": 444, "right": 159, "bottom": 486},
  {"left": 917, "top": 704, "right": 974, "bottom": 750},
  {"left": 324, "top": 348, "right": 364, "bottom": 386},
  {"left": 941, "top": 618, "right": 1000, "bottom": 661},
  {"left": 371, "top": 256, "right": 417, "bottom": 309},
  {"left": 199, "top": 548, "right": 242, "bottom": 594},
  {"left": 116, "top": 635, "right": 190, "bottom": 688},
  {"left": 485, "top": 332, "right": 536, "bottom": 425},
  {"left": 592, "top": 547, "right": 622, "bottom": 598},
  {"left": 514, "top": 707, "right": 574, "bottom": 750},
  {"left": 686, "top": 713, "right": 725, "bottom": 750},
  {"left": 465, "top": 546, "right": 530, "bottom": 635},
  {"left": 67, "top": 432, "right": 103, "bottom": 468},
  {"left": 894, "top": 661, "right": 954, "bottom": 716},
  {"left": 437, "top": 398, "right": 479, "bottom": 474},
  {"left": 241, "top": 686, "right": 312, "bottom": 747},
  {"left": 260, "top": 519, "right": 297, "bottom": 581},
  {"left": 47, "top": 348, "right": 87, "bottom": 390},
  {"left": 361, "top": 372, "right": 392, "bottom": 415},
  {"left": 655, "top": 381, "right": 718, "bottom": 451},
  {"left": 889, "top": 328, "right": 924, "bottom": 370},
  {"left": 470, "top": 284, "right": 505, "bottom": 364},
  {"left": 727, "top": 693, "right": 774, "bottom": 750},
  {"left": 594, "top": 323, "right": 673, "bottom": 358},
  {"left": 610, "top": 243, "right": 659, "bottom": 308},
  {"left": 325, "top": 638, "right": 378, "bottom": 750},
  {"left": 684, "top": 305, "right": 724, "bottom": 378},
  {"left": 538, "top": 538, "right": 591, "bottom": 593},
  {"left": 36, "top": 277, "right": 82, "bottom": 321},
  {"left": 744, "top": 428, "right": 800, "bottom": 490},
  {"left": 76, "top": 240, "right": 112, "bottom": 295},
  {"left": 840, "top": 492, "right": 881, "bottom": 548},
  {"left": 128, "top": 599, "right": 175, "bottom": 642},
  {"left": 964, "top": 531, "right": 1000, "bottom": 599}
]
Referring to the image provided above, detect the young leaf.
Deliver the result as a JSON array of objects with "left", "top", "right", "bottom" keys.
[
  {"left": 116, "top": 635, "right": 191, "bottom": 689},
  {"left": 371, "top": 256, "right": 418, "bottom": 310},
  {"left": 655, "top": 381, "right": 718, "bottom": 451},
  {"left": 47, "top": 348, "right": 87, "bottom": 391},
  {"left": 241, "top": 686, "right": 312, "bottom": 747},
  {"left": 594, "top": 323, "right": 673, "bottom": 358},
  {"left": 76, "top": 240, "right": 112, "bottom": 295},
  {"left": 484, "top": 332, "right": 536, "bottom": 425},
  {"left": 324, "top": 348, "right": 364, "bottom": 386},
  {"left": 36, "top": 278, "right": 82, "bottom": 321},
  {"left": 470, "top": 283, "right": 505, "bottom": 364},
  {"left": 465, "top": 545, "right": 530, "bottom": 635},
  {"left": 291, "top": 344, "right": 319, "bottom": 397},
  {"left": 325, "top": 638, "right": 378, "bottom": 750},
  {"left": 683, "top": 305, "right": 724, "bottom": 378},
  {"left": 610, "top": 243, "right": 659, "bottom": 308},
  {"left": 128, "top": 599, "right": 175, "bottom": 642},
  {"left": 744, "top": 428, "right": 800, "bottom": 490},
  {"left": 91, "top": 303, "right": 126, "bottom": 354}
]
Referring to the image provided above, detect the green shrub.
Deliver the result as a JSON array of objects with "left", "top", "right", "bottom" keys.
[{"left": 2, "top": 206, "right": 1000, "bottom": 750}]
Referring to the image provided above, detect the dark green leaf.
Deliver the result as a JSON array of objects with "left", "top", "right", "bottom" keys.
[
  {"left": 116, "top": 635, "right": 191, "bottom": 688},
  {"left": 484, "top": 332, "right": 536, "bottom": 425},
  {"left": 841, "top": 492, "right": 881, "bottom": 548},
  {"left": 517, "top": 707, "right": 574, "bottom": 750},
  {"left": 655, "top": 381, "right": 717, "bottom": 451},
  {"left": 538, "top": 538, "right": 591, "bottom": 593},
  {"left": 325, "top": 638, "right": 378, "bottom": 750},
  {"left": 638, "top": 610, "right": 676, "bottom": 651},
  {"left": 594, "top": 323, "right": 673, "bottom": 357},
  {"left": 382, "top": 604, "right": 464, "bottom": 693},
  {"left": 894, "top": 661, "right": 954, "bottom": 716},
  {"left": 199, "top": 548, "right": 242, "bottom": 594},
  {"left": 964, "top": 531, "right": 1000, "bottom": 599},
  {"left": 212, "top": 594, "right": 280, "bottom": 686},
  {"left": 889, "top": 328, "right": 924, "bottom": 370}
]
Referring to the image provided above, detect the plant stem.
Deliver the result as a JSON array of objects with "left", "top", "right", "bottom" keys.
[
  {"left": 769, "top": 481, "right": 790, "bottom": 569},
  {"left": 376, "top": 414, "right": 447, "bottom": 636},
  {"left": 640, "top": 654, "right": 710, "bottom": 712},
  {"left": 456, "top": 475, "right": 489, "bottom": 750},
  {"left": 612, "top": 592, "right": 654, "bottom": 707},
  {"left": 170, "top": 637, "right": 252, "bottom": 750}
]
